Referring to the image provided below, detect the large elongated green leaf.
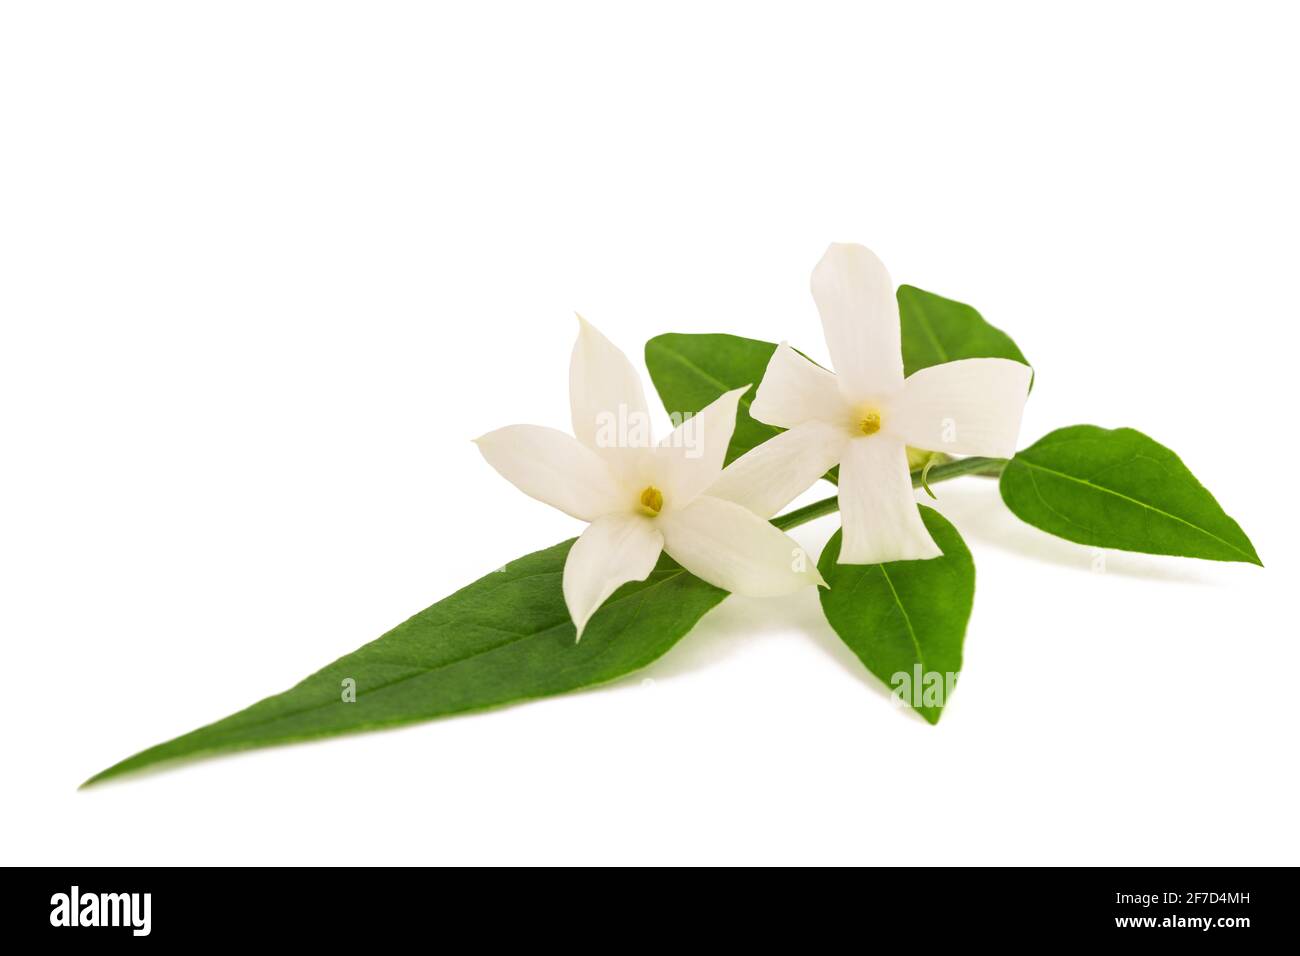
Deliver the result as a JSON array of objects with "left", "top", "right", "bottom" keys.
[
  {"left": 644, "top": 332, "right": 781, "bottom": 465},
  {"left": 897, "top": 284, "right": 1030, "bottom": 376},
  {"left": 817, "top": 507, "right": 974, "bottom": 724},
  {"left": 85, "top": 543, "right": 726, "bottom": 785},
  {"left": 1000, "top": 425, "right": 1261, "bottom": 565}
]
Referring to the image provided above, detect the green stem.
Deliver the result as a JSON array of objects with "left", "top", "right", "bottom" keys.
[
  {"left": 771, "top": 456, "right": 1008, "bottom": 532},
  {"left": 771, "top": 494, "right": 840, "bottom": 531}
]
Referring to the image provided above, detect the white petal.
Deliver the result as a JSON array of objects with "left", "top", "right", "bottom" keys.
[
  {"left": 837, "top": 436, "right": 941, "bottom": 564},
  {"left": 475, "top": 424, "right": 628, "bottom": 521},
  {"left": 705, "top": 420, "right": 847, "bottom": 519},
  {"left": 749, "top": 342, "right": 848, "bottom": 429},
  {"left": 569, "top": 315, "right": 653, "bottom": 454},
  {"left": 895, "top": 358, "right": 1033, "bottom": 457},
  {"left": 658, "top": 495, "right": 825, "bottom": 595},
  {"left": 563, "top": 513, "right": 664, "bottom": 639},
  {"left": 652, "top": 385, "right": 747, "bottom": 509},
  {"left": 810, "top": 243, "right": 905, "bottom": 401}
]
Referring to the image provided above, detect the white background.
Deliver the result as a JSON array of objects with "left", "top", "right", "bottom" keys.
[{"left": 3, "top": 2, "right": 1297, "bottom": 866}]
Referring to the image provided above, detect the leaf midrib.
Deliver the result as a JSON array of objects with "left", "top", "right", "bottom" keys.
[
  {"left": 1013, "top": 457, "right": 1253, "bottom": 560},
  {"left": 182, "top": 567, "right": 696, "bottom": 746},
  {"left": 910, "top": 299, "right": 950, "bottom": 364},
  {"left": 877, "top": 565, "right": 926, "bottom": 670}
]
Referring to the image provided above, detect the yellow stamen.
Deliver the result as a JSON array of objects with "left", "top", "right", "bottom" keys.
[
  {"left": 858, "top": 410, "right": 882, "bottom": 436},
  {"left": 638, "top": 486, "right": 664, "bottom": 516}
]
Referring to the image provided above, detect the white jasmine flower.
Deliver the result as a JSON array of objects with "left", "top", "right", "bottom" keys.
[
  {"left": 749, "top": 243, "right": 1033, "bottom": 564},
  {"left": 476, "top": 317, "right": 825, "bottom": 637}
]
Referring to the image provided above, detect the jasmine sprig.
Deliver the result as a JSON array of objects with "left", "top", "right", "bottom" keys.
[{"left": 84, "top": 245, "right": 1258, "bottom": 785}]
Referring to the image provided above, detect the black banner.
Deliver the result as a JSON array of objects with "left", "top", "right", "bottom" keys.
[{"left": 8, "top": 866, "right": 1293, "bottom": 945}]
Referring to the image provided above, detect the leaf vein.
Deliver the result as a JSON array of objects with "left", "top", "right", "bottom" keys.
[
  {"left": 877, "top": 565, "right": 926, "bottom": 670},
  {"left": 1014, "top": 457, "right": 1251, "bottom": 559},
  {"left": 199, "top": 570, "right": 693, "bottom": 744}
]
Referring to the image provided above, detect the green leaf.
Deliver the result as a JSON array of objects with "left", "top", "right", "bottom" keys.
[
  {"left": 897, "top": 284, "right": 1030, "bottom": 376},
  {"left": 817, "top": 507, "right": 974, "bottom": 724},
  {"left": 84, "top": 543, "right": 726, "bottom": 785},
  {"left": 999, "top": 425, "right": 1261, "bottom": 565},
  {"left": 644, "top": 332, "right": 781, "bottom": 466}
]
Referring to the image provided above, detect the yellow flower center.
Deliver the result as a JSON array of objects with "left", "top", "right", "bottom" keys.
[
  {"left": 858, "top": 409, "right": 882, "bottom": 436},
  {"left": 637, "top": 485, "right": 664, "bottom": 516}
]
